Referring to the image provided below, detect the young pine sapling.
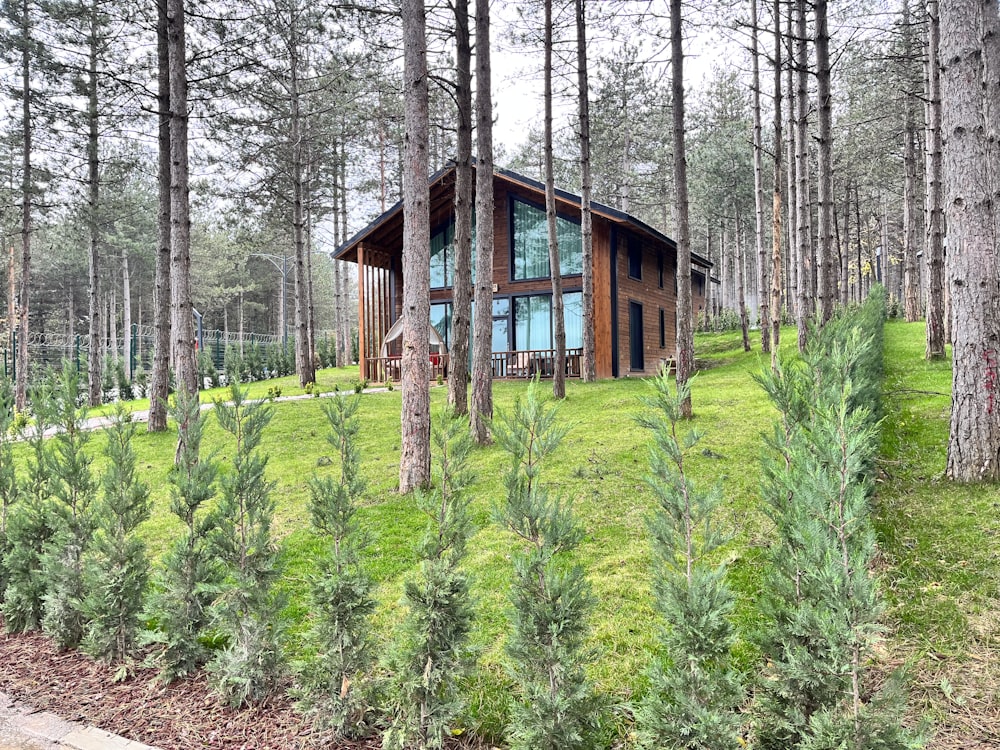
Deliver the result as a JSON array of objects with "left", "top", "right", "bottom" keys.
[
  {"left": 635, "top": 372, "right": 742, "bottom": 749},
  {"left": 493, "top": 379, "right": 598, "bottom": 750},
  {"left": 383, "top": 408, "right": 476, "bottom": 750}
]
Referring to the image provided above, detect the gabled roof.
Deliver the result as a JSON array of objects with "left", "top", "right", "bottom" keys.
[{"left": 333, "top": 163, "right": 713, "bottom": 269}]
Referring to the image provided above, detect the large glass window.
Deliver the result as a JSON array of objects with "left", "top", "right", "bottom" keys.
[
  {"left": 512, "top": 292, "right": 583, "bottom": 351},
  {"left": 431, "top": 302, "right": 452, "bottom": 347},
  {"left": 430, "top": 218, "right": 477, "bottom": 289},
  {"left": 512, "top": 199, "right": 582, "bottom": 279}
]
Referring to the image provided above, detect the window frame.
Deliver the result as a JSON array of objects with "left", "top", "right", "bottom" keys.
[
  {"left": 508, "top": 194, "right": 584, "bottom": 282},
  {"left": 627, "top": 236, "right": 643, "bottom": 281}
]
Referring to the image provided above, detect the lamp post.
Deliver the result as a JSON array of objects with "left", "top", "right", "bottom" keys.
[{"left": 251, "top": 252, "right": 289, "bottom": 348}]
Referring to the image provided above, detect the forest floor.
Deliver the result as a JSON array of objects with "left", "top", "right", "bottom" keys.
[{"left": 0, "top": 321, "right": 995, "bottom": 748}]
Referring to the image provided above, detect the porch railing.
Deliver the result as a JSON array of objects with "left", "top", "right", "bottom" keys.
[{"left": 363, "top": 349, "right": 583, "bottom": 383}]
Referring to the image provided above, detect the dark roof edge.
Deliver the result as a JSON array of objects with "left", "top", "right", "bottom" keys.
[{"left": 333, "top": 162, "right": 713, "bottom": 270}]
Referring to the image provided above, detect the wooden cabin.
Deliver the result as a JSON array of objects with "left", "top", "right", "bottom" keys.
[{"left": 333, "top": 164, "right": 712, "bottom": 382}]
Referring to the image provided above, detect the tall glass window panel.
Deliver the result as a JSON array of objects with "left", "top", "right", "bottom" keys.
[
  {"left": 430, "top": 302, "right": 452, "bottom": 347},
  {"left": 564, "top": 292, "right": 583, "bottom": 349},
  {"left": 430, "top": 223, "right": 453, "bottom": 289},
  {"left": 512, "top": 199, "right": 582, "bottom": 279},
  {"left": 514, "top": 295, "right": 552, "bottom": 350}
]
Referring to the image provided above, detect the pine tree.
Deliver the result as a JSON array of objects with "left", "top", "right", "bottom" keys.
[
  {"left": 299, "top": 392, "right": 376, "bottom": 737},
  {"left": 0, "top": 377, "right": 20, "bottom": 603},
  {"left": 146, "top": 388, "right": 220, "bottom": 681},
  {"left": 2, "top": 379, "right": 56, "bottom": 632},
  {"left": 754, "top": 293, "right": 920, "bottom": 749},
  {"left": 208, "top": 384, "right": 285, "bottom": 707},
  {"left": 383, "top": 408, "right": 475, "bottom": 750},
  {"left": 82, "top": 404, "right": 151, "bottom": 664},
  {"left": 635, "top": 373, "right": 742, "bottom": 749},
  {"left": 41, "top": 363, "right": 97, "bottom": 650},
  {"left": 493, "top": 379, "right": 597, "bottom": 750}
]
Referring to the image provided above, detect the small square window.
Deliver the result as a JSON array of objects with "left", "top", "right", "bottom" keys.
[{"left": 628, "top": 238, "right": 642, "bottom": 280}]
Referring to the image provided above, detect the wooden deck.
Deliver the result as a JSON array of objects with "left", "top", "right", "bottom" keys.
[{"left": 362, "top": 348, "right": 584, "bottom": 383}]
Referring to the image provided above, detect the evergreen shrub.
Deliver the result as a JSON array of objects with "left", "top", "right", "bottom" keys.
[{"left": 493, "top": 379, "right": 599, "bottom": 750}]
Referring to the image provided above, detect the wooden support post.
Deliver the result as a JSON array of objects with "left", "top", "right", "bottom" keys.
[{"left": 358, "top": 243, "right": 366, "bottom": 380}]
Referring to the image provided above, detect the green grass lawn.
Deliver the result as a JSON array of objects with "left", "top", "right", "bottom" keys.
[{"left": 17, "top": 322, "right": 998, "bottom": 745}]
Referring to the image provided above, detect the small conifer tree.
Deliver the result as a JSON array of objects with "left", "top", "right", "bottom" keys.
[
  {"left": 493, "top": 379, "right": 598, "bottom": 750},
  {"left": 0, "top": 376, "right": 21, "bottom": 602},
  {"left": 299, "top": 392, "right": 377, "bottom": 737},
  {"left": 2, "top": 379, "right": 56, "bottom": 632},
  {"left": 42, "top": 363, "right": 97, "bottom": 649},
  {"left": 755, "top": 293, "right": 920, "bottom": 750},
  {"left": 383, "top": 408, "right": 476, "bottom": 750},
  {"left": 207, "top": 384, "right": 286, "bottom": 707},
  {"left": 82, "top": 405, "right": 151, "bottom": 663},
  {"left": 146, "top": 388, "right": 220, "bottom": 681},
  {"left": 635, "top": 372, "right": 742, "bottom": 749}
]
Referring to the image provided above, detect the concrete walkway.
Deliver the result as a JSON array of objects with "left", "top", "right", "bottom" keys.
[{"left": 0, "top": 692, "right": 157, "bottom": 750}]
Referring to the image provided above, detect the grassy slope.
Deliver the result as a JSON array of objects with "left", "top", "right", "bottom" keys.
[
  {"left": 876, "top": 321, "right": 1000, "bottom": 743},
  {"left": 18, "top": 322, "right": 996, "bottom": 743}
]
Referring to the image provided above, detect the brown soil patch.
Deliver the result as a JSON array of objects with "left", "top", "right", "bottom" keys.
[{"left": 0, "top": 629, "right": 377, "bottom": 750}]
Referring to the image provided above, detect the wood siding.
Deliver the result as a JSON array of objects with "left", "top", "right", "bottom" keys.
[{"left": 616, "top": 232, "right": 677, "bottom": 376}]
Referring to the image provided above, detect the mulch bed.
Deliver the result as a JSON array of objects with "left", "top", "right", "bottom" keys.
[{"left": 0, "top": 629, "right": 379, "bottom": 749}]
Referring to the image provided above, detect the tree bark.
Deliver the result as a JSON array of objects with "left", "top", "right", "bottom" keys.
[
  {"left": 815, "top": 0, "right": 835, "bottom": 323},
  {"left": 794, "top": 0, "right": 812, "bottom": 350},
  {"left": 942, "top": 0, "right": 1000, "bottom": 481},
  {"left": 448, "top": 0, "right": 473, "bottom": 415},
  {"left": 924, "top": 0, "right": 946, "bottom": 358},
  {"left": 577, "top": 0, "right": 596, "bottom": 381},
  {"left": 543, "top": 0, "right": 566, "bottom": 400},
  {"left": 671, "top": 0, "right": 693, "bottom": 417},
  {"left": 87, "top": 0, "right": 102, "bottom": 405},
  {"left": 167, "top": 0, "right": 197, "bottom": 398},
  {"left": 399, "top": 0, "right": 431, "bottom": 492},
  {"left": 15, "top": 0, "right": 32, "bottom": 412},
  {"left": 785, "top": 3, "right": 797, "bottom": 322},
  {"left": 770, "top": 0, "right": 783, "bottom": 366},
  {"left": 750, "top": 0, "right": 770, "bottom": 352},
  {"left": 289, "top": 9, "right": 315, "bottom": 387},
  {"left": 470, "top": 0, "right": 495, "bottom": 444},
  {"left": 902, "top": 0, "right": 922, "bottom": 322},
  {"left": 735, "top": 215, "right": 751, "bottom": 352},
  {"left": 123, "top": 249, "right": 131, "bottom": 379}
]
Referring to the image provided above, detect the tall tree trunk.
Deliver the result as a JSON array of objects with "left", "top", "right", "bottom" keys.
[
  {"left": 942, "top": 0, "right": 1000, "bottom": 480},
  {"left": 902, "top": 0, "right": 922, "bottom": 322},
  {"left": 785, "top": 5, "right": 797, "bottom": 322},
  {"left": 794, "top": 0, "right": 812, "bottom": 350},
  {"left": 289, "top": 12, "right": 315, "bottom": 387},
  {"left": 15, "top": 0, "right": 32, "bottom": 412},
  {"left": 770, "top": 0, "right": 783, "bottom": 365},
  {"left": 470, "top": 0, "right": 495, "bottom": 444},
  {"left": 399, "top": 0, "right": 431, "bottom": 492},
  {"left": 305, "top": 167, "right": 317, "bottom": 368},
  {"left": 123, "top": 249, "right": 131, "bottom": 379},
  {"left": 448, "top": 0, "right": 473, "bottom": 415},
  {"left": 575, "top": 0, "right": 596, "bottom": 381},
  {"left": 339, "top": 140, "right": 352, "bottom": 367},
  {"left": 543, "top": 0, "right": 567, "bottom": 400},
  {"left": 924, "top": 0, "right": 946, "bottom": 358},
  {"left": 87, "top": 0, "right": 102, "bottom": 406},
  {"left": 671, "top": 0, "right": 693, "bottom": 417},
  {"left": 735, "top": 214, "right": 751, "bottom": 352},
  {"left": 815, "top": 0, "right": 835, "bottom": 323},
  {"left": 751, "top": 0, "right": 770, "bottom": 352},
  {"left": 167, "top": 0, "right": 196, "bottom": 398}
]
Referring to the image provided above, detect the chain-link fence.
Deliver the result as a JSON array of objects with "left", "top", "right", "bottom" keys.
[{"left": 2, "top": 325, "right": 288, "bottom": 382}]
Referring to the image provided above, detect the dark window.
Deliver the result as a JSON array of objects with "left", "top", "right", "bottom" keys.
[
  {"left": 511, "top": 198, "right": 582, "bottom": 279},
  {"left": 629, "top": 301, "right": 644, "bottom": 370},
  {"left": 694, "top": 272, "right": 705, "bottom": 296},
  {"left": 659, "top": 308, "right": 666, "bottom": 348},
  {"left": 628, "top": 238, "right": 642, "bottom": 280},
  {"left": 657, "top": 253, "right": 664, "bottom": 288}
]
